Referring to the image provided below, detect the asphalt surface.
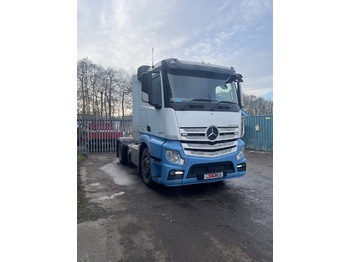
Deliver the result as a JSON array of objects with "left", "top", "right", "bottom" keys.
[{"left": 78, "top": 151, "right": 273, "bottom": 262}]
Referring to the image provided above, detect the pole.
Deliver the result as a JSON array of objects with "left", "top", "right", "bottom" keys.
[{"left": 152, "top": 47, "right": 154, "bottom": 68}]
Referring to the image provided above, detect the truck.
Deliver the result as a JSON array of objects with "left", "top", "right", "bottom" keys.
[{"left": 117, "top": 58, "right": 246, "bottom": 187}]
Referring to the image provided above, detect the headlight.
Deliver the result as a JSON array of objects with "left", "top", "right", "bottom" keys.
[
  {"left": 236, "top": 146, "right": 245, "bottom": 160},
  {"left": 165, "top": 149, "right": 185, "bottom": 165}
]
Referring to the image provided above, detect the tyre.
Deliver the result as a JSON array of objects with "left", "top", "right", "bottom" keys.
[
  {"left": 119, "top": 144, "right": 129, "bottom": 165},
  {"left": 141, "top": 148, "right": 154, "bottom": 187},
  {"left": 116, "top": 142, "right": 120, "bottom": 158}
]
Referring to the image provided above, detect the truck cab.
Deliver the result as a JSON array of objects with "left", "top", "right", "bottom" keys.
[{"left": 118, "top": 58, "right": 246, "bottom": 187}]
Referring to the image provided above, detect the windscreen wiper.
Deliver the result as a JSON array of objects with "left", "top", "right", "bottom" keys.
[
  {"left": 182, "top": 99, "right": 217, "bottom": 110},
  {"left": 211, "top": 101, "right": 237, "bottom": 110}
]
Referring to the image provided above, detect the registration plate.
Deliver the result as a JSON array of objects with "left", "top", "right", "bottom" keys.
[{"left": 203, "top": 172, "right": 224, "bottom": 180}]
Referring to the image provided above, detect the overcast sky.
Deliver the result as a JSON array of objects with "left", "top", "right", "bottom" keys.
[{"left": 78, "top": 0, "right": 272, "bottom": 99}]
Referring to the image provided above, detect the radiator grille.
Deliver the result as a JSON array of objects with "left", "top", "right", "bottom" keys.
[{"left": 180, "top": 126, "right": 239, "bottom": 157}]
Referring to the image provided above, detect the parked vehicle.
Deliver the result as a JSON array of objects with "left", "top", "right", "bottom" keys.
[
  {"left": 117, "top": 58, "right": 246, "bottom": 187},
  {"left": 82, "top": 121, "right": 123, "bottom": 152}
]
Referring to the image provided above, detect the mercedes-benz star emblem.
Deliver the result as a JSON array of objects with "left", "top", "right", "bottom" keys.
[{"left": 206, "top": 126, "right": 219, "bottom": 140}]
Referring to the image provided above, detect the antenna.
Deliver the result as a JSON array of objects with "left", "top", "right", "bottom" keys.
[
  {"left": 152, "top": 48, "right": 154, "bottom": 68},
  {"left": 200, "top": 56, "right": 205, "bottom": 63}
]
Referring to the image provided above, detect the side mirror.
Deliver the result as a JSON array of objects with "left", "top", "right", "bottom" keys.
[
  {"left": 137, "top": 65, "right": 151, "bottom": 81},
  {"left": 237, "top": 82, "right": 244, "bottom": 108},
  {"left": 141, "top": 72, "right": 162, "bottom": 109},
  {"left": 141, "top": 72, "right": 152, "bottom": 94}
]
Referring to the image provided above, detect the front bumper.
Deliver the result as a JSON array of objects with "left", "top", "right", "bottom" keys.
[{"left": 150, "top": 140, "right": 247, "bottom": 186}]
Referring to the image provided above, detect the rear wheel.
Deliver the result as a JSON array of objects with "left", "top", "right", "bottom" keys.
[{"left": 141, "top": 148, "right": 154, "bottom": 187}]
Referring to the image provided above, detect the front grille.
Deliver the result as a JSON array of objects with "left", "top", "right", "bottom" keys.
[
  {"left": 187, "top": 161, "right": 234, "bottom": 178},
  {"left": 180, "top": 126, "right": 239, "bottom": 157},
  {"left": 185, "top": 147, "right": 235, "bottom": 157}
]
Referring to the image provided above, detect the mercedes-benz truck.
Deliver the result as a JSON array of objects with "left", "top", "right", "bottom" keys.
[{"left": 117, "top": 58, "right": 246, "bottom": 187}]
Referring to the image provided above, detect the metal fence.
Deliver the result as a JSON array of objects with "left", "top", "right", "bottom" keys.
[
  {"left": 77, "top": 115, "right": 132, "bottom": 154},
  {"left": 243, "top": 114, "right": 273, "bottom": 152}
]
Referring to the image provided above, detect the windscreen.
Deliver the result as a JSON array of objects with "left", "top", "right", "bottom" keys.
[{"left": 165, "top": 70, "right": 240, "bottom": 112}]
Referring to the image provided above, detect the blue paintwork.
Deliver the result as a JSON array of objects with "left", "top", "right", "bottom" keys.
[
  {"left": 139, "top": 133, "right": 166, "bottom": 159},
  {"left": 140, "top": 133, "right": 246, "bottom": 186}
]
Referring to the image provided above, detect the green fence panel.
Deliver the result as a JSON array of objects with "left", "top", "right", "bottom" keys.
[{"left": 243, "top": 114, "right": 273, "bottom": 152}]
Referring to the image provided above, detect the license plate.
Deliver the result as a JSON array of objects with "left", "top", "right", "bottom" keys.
[{"left": 203, "top": 172, "right": 224, "bottom": 180}]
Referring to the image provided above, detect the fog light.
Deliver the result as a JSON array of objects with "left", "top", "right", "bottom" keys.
[
  {"left": 237, "top": 163, "right": 246, "bottom": 171},
  {"left": 169, "top": 170, "right": 184, "bottom": 176},
  {"left": 168, "top": 170, "right": 184, "bottom": 180}
]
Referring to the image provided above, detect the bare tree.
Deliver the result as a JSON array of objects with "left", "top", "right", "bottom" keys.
[
  {"left": 88, "top": 63, "right": 103, "bottom": 115},
  {"left": 116, "top": 69, "right": 132, "bottom": 118},
  {"left": 77, "top": 59, "right": 133, "bottom": 118},
  {"left": 77, "top": 58, "right": 93, "bottom": 115},
  {"left": 243, "top": 94, "right": 273, "bottom": 115}
]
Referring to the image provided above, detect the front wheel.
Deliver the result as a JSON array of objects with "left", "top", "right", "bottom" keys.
[{"left": 141, "top": 148, "right": 154, "bottom": 187}]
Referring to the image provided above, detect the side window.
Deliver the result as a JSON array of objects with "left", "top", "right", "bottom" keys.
[{"left": 152, "top": 74, "right": 162, "bottom": 105}]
